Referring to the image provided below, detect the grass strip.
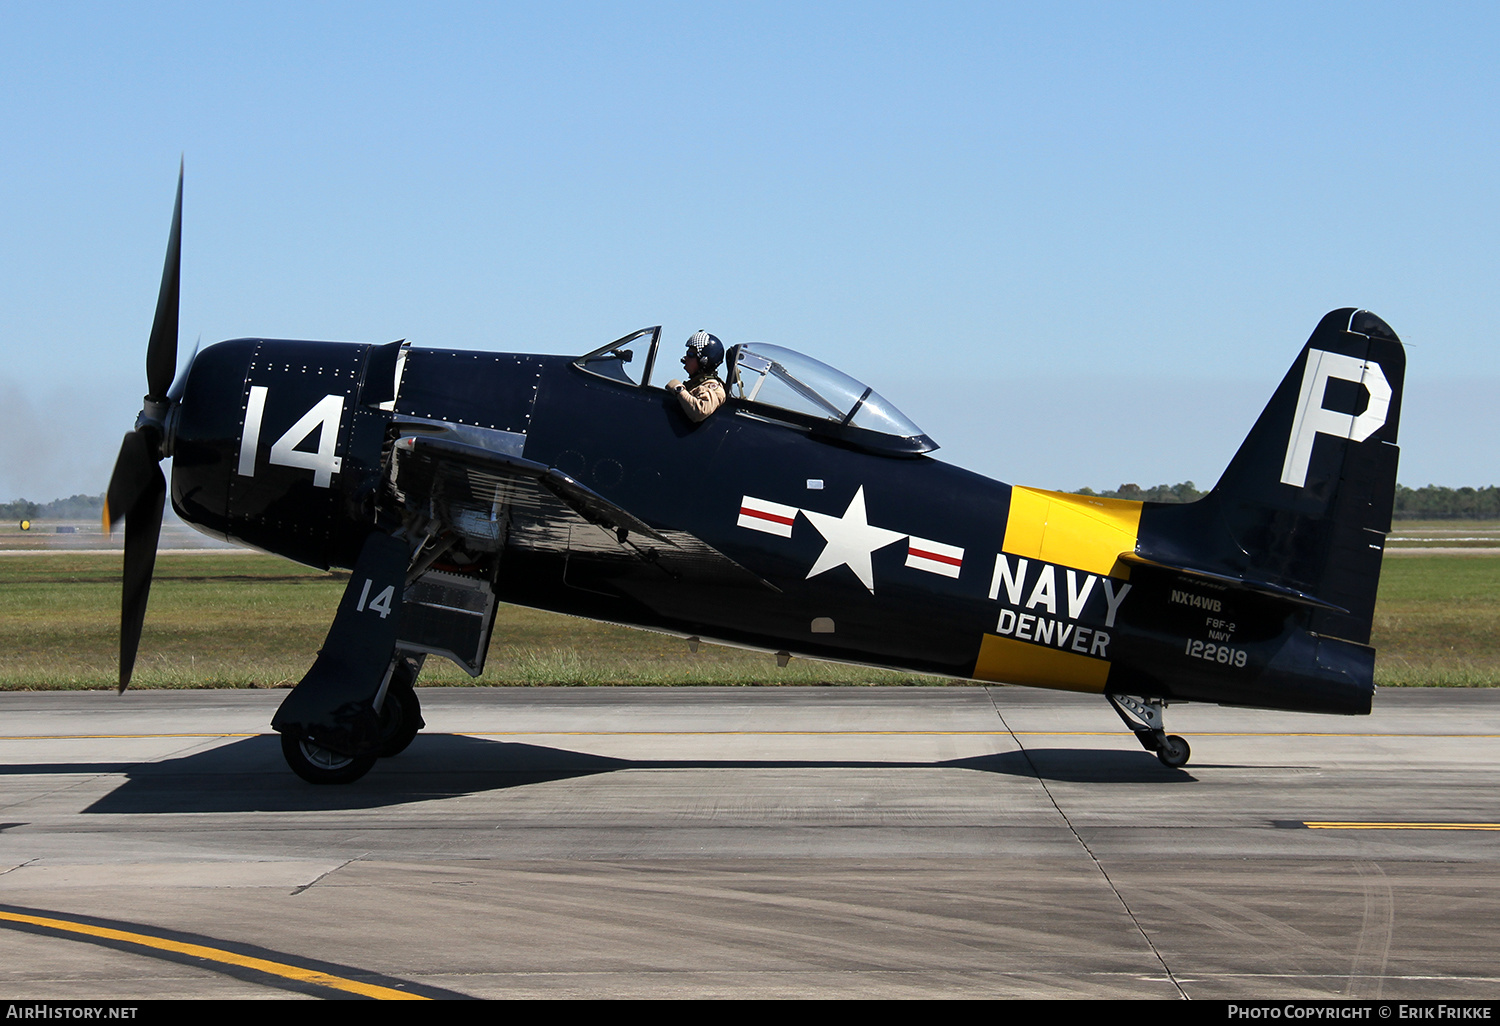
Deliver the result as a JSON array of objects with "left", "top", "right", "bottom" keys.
[{"left": 0, "top": 551, "right": 1493, "bottom": 689}]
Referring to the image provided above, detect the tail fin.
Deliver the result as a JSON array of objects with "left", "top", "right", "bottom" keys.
[{"left": 1134, "top": 309, "right": 1404, "bottom": 644}]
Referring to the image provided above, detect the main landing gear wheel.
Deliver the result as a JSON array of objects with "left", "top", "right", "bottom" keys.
[
  {"left": 280, "top": 733, "right": 376, "bottom": 785},
  {"left": 376, "top": 685, "right": 422, "bottom": 758},
  {"left": 1156, "top": 734, "right": 1191, "bottom": 768}
]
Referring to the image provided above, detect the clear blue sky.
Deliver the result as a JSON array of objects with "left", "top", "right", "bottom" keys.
[{"left": 2, "top": 1, "right": 1495, "bottom": 501}]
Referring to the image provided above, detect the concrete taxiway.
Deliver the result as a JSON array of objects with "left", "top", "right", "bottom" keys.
[{"left": 0, "top": 685, "right": 1496, "bottom": 999}]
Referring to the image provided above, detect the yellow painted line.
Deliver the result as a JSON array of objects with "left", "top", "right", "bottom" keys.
[
  {"left": 3, "top": 730, "right": 1498, "bottom": 740},
  {"left": 0, "top": 909, "right": 426, "bottom": 999},
  {"left": 453, "top": 730, "right": 1500, "bottom": 738},
  {"left": 1305, "top": 822, "right": 1500, "bottom": 831}
]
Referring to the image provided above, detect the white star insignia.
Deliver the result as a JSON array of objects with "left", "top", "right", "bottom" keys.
[{"left": 801, "top": 486, "right": 907, "bottom": 593}]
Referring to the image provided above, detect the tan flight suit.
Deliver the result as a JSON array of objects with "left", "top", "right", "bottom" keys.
[{"left": 667, "top": 373, "right": 726, "bottom": 423}]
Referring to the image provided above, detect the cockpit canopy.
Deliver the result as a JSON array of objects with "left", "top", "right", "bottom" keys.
[
  {"left": 574, "top": 327, "right": 936, "bottom": 457},
  {"left": 725, "top": 343, "right": 933, "bottom": 453}
]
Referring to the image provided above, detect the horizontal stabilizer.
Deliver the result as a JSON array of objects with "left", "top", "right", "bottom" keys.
[{"left": 1116, "top": 552, "right": 1348, "bottom": 613}]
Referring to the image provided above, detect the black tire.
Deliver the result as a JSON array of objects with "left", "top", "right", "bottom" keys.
[
  {"left": 376, "top": 685, "right": 422, "bottom": 758},
  {"left": 1156, "top": 734, "right": 1191, "bottom": 768},
  {"left": 281, "top": 732, "right": 376, "bottom": 785}
]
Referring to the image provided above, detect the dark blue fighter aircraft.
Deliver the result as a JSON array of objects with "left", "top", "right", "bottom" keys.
[{"left": 107, "top": 172, "right": 1405, "bottom": 783}]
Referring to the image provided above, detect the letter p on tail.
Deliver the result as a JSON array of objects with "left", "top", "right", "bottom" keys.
[{"left": 1281, "top": 346, "right": 1393, "bottom": 488}]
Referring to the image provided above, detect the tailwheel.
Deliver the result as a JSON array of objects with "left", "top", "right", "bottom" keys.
[
  {"left": 280, "top": 732, "right": 376, "bottom": 785},
  {"left": 1107, "top": 694, "right": 1193, "bottom": 769},
  {"left": 1156, "top": 734, "right": 1191, "bottom": 768}
]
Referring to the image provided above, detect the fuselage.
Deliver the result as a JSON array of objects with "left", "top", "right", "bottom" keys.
[{"left": 169, "top": 335, "right": 1376, "bottom": 718}]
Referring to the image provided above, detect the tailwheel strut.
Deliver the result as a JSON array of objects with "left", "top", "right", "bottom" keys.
[{"left": 1107, "top": 693, "right": 1191, "bottom": 768}]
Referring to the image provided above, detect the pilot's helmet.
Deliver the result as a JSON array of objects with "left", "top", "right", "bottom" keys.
[{"left": 684, "top": 330, "right": 724, "bottom": 372}]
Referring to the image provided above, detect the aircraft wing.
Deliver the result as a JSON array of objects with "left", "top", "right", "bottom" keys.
[{"left": 388, "top": 435, "right": 776, "bottom": 592}]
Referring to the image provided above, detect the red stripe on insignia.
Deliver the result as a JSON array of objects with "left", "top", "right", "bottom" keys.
[
  {"left": 741, "top": 507, "right": 795, "bottom": 527},
  {"left": 908, "top": 546, "right": 962, "bottom": 566}
]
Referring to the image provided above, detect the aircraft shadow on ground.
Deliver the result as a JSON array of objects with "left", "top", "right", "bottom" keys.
[{"left": 61, "top": 733, "right": 1194, "bottom": 814}]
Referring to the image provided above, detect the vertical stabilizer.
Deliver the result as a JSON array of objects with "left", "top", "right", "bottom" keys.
[{"left": 1136, "top": 309, "right": 1404, "bottom": 644}]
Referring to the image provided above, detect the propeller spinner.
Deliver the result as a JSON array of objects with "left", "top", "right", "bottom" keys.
[{"left": 104, "top": 164, "right": 184, "bottom": 692}]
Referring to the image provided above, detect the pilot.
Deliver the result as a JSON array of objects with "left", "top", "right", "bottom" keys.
[{"left": 666, "top": 330, "right": 726, "bottom": 423}]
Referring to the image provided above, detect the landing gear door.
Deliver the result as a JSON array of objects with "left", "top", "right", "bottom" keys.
[{"left": 396, "top": 570, "right": 498, "bottom": 677}]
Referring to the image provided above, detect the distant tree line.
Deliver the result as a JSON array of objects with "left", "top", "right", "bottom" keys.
[
  {"left": 1, "top": 493, "right": 106, "bottom": 521},
  {"left": 5, "top": 483, "right": 1497, "bottom": 523},
  {"left": 1075, "top": 482, "right": 1206, "bottom": 504},
  {"left": 1390, "top": 485, "right": 1500, "bottom": 520},
  {"left": 1075, "top": 482, "right": 1500, "bottom": 519}
]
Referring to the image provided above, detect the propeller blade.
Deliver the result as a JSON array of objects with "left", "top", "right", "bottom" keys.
[
  {"left": 167, "top": 334, "right": 201, "bottom": 403},
  {"left": 145, "top": 162, "right": 182, "bottom": 401},
  {"left": 103, "top": 430, "right": 158, "bottom": 533},
  {"left": 115, "top": 165, "right": 184, "bottom": 691},
  {"left": 118, "top": 464, "right": 165, "bottom": 692}
]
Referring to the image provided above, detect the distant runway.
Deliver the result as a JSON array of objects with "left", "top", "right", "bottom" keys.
[{"left": 0, "top": 686, "right": 1496, "bottom": 999}]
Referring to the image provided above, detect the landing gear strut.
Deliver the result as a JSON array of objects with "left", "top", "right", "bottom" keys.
[
  {"left": 375, "top": 653, "right": 426, "bottom": 758},
  {"left": 1107, "top": 694, "right": 1192, "bottom": 768}
]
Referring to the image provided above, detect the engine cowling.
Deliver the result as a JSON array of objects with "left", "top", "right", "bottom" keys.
[{"left": 169, "top": 337, "right": 401, "bottom": 569}]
